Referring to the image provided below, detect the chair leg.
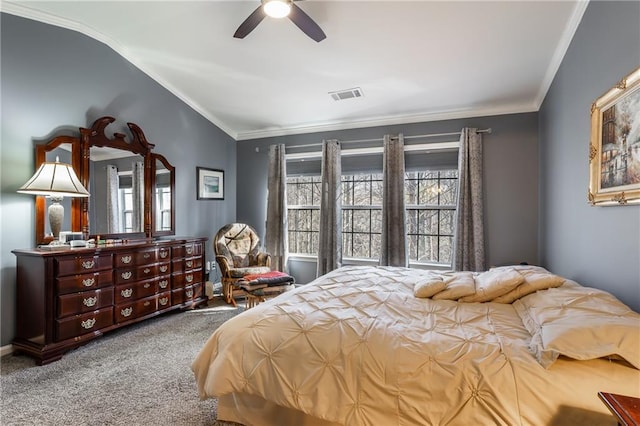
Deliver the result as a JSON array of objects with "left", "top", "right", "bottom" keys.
[{"left": 222, "top": 278, "right": 241, "bottom": 307}]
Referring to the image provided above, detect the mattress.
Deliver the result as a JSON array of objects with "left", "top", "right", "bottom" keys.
[{"left": 192, "top": 266, "right": 640, "bottom": 425}]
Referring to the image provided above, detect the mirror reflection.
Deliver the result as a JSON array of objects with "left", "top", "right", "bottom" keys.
[
  {"left": 33, "top": 117, "right": 177, "bottom": 245},
  {"left": 89, "top": 146, "right": 144, "bottom": 235},
  {"left": 155, "top": 158, "right": 172, "bottom": 232},
  {"left": 44, "top": 144, "right": 73, "bottom": 237}
]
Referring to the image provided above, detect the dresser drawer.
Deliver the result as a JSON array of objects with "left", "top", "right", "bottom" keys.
[
  {"left": 171, "top": 288, "right": 184, "bottom": 306},
  {"left": 55, "top": 307, "right": 113, "bottom": 341},
  {"left": 157, "top": 246, "right": 171, "bottom": 262},
  {"left": 114, "top": 262, "right": 171, "bottom": 285},
  {"left": 56, "top": 254, "right": 112, "bottom": 277},
  {"left": 136, "top": 248, "right": 158, "bottom": 265},
  {"left": 114, "top": 248, "right": 163, "bottom": 268},
  {"left": 157, "top": 292, "right": 171, "bottom": 310},
  {"left": 185, "top": 242, "right": 202, "bottom": 257},
  {"left": 185, "top": 283, "right": 204, "bottom": 301},
  {"left": 115, "top": 279, "right": 158, "bottom": 304},
  {"left": 115, "top": 294, "right": 162, "bottom": 323},
  {"left": 172, "top": 269, "right": 203, "bottom": 289},
  {"left": 57, "top": 288, "right": 114, "bottom": 318},
  {"left": 56, "top": 270, "right": 113, "bottom": 294},
  {"left": 172, "top": 259, "right": 184, "bottom": 274},
  {"left": 157, "top": 276, "right": 171, "bottom": 292},
  {"left": 172, "top": 245, "right": 185, "bottom": 259},
  {"left": 184, "top": 257, "right": 203, "bottom": 271}
]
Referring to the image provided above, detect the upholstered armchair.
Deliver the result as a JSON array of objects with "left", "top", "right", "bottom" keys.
[{"left": 214, "top": 223, "right": 271, "bottom": 305}]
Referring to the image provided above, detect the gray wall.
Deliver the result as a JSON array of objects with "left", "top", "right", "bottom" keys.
[
  {"left": 237, "top": 112, "right": 540, "bottom": 283},
  {"left": 539, "top": 1, "right": 640, "bottom": 311},
  {"left": 0, "top": 13, "right": 236, "bottom": 346}
]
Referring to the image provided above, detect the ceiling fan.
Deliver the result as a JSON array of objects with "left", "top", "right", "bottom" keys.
[{"left": 234, "top": 0, "right": 326, "bottom": 42}]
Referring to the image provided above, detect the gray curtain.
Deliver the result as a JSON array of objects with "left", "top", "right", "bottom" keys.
[
  {"left": 132, "top": 161, "right": 144, "bottom": 233},
  {"left": 454, "top": 128, "right": 485, "bottom": 271},
  {"left": 265, "top": 144, "right": 289, "bottom": 272},
  {"left": 317, "top": 139, "right": 342, "bottom": 277},
  {"left": 106, "top": 165, "right": 120, "bottom": 233},
  {"left": 380, "top": 134, "right": 408, "bottom": 267}
]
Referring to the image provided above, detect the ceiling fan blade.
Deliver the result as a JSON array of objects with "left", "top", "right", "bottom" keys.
[
  {"left": 288, "top": 3, "right": 326, "bottom": 42},
  {"left": 234, "top": 5, "right": 267, "bottom": 39}
]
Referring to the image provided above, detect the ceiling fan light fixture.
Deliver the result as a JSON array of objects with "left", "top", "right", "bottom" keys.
[{"left": 263, "top": 0, "right": 291, "bottom": 19}]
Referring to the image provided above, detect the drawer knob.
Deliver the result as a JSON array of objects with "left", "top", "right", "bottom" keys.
[
  {"left": 186, "top": 261, "right": 193, "bottom": 268},
  {"left": 159, "top": 280, "right": 168, "bottom": 289},
  {"left": 121, "top": 271, "right": 133, "bottom": 280},
  {"left": 186, "top": 289, "right": 193, "bottom": 298},
  {"left": 121, "top": 288, "right": 133, "bottom": 298},
  {"left": 83, "top": 297, "right": 97, "bottom": 307},
  {"left": 81, "top": 260, "right": 95, "bottom": 269},
  {"left": 143, "top": 268, "right": 151, "bottom": 274},
  {"left": 144, "top": 253, "right": 151, "bottom": 259},
  {"left": 82, "top": 277, "right": 96, "bottom": 287},
  {"left": 160, "top": 265, "right": 168, "bottom": 273},
  {"left": 81, "top": 318, "right": 96, "bottom": 329},
  {"left": 121, "top": 255, "right": 132, "bottom": 264},
  {"left": 121, "top": 307, "right": 133, "bottom": 317},
  {"left": 144, "top": 283, "right": 151, "bottom": 289},
  {"left": 186, "top": 274, "right": 193, "bottom": 283},
  {"left": 186, "top": 248, "right": 193, "bottom": 255},
  {"left": 159, "top": 297, "right": 169, "bottom": 306},
  {"left": 160, "top": 251, "right": 168, "bottom": 258},
  {"left": 144, "top": 301, "right": 151, "bottom": 307}
]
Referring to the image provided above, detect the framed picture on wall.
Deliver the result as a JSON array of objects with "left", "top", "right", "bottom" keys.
[
  {"left": 589, "top": 66, "right": 640, "bottom": 206},
  {"left": 197, "top": 167, "right": 224, "bottom": 200}
]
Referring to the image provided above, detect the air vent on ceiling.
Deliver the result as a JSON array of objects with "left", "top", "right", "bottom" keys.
[{"left": 329, "top": 87, "right": 363, "bottom": 101}]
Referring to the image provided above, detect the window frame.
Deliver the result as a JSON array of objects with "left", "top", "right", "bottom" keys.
[{"left": 286, "top": 170, "right": 458, "bottom": 267}]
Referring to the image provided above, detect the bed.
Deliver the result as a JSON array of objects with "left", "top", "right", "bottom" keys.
[{"left": 192, "top": 265, "right": 640, "bottom": 425}]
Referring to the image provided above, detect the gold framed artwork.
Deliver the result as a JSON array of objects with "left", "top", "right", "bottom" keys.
[
  {"left": 196, "top": 167, "right": 224, "bottom": 200},
  {"left": 589, "top": 66, "right": 640, "bottom": 206}
]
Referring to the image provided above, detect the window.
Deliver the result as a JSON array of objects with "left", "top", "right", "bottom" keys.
[
  {"left": 155, "top": 186, "right": 172, "bottom": 231},
  {"left": 341, "top": 174, "right": 383, "bottom": 259},
  {"left": 119, "top": 187, "right": 134, "bottom": 233},
  {"left": 286, "top": 169, "right": 458, "bottom": 266},
  {"left": 286, "top": 176, "right": 321, "bottom": 255},
  {"left": 405, "top": 170, "right": 458, "bottom": 265}
]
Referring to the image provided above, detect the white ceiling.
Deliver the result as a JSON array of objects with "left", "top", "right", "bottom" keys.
[{"left": 2, "top": 0, "right": 588, "bottom": 140}]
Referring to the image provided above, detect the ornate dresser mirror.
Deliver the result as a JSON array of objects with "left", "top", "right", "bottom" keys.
[{"left": 35, "top": 117, "right": 175, "bottom": 244}]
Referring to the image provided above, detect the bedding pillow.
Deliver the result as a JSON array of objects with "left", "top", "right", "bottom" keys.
[
  {"left": 491, "top": 271, "right": 566, "bottom": 304},
  {"left": 459, "top": 267, "right": 525, "bottom": 303},
  {"left": 413, "top": 278, "right": 448, "bottom": 298},
  {"left": 431, "top": 272, "right": 476, "bottom": 300},
  {"left": 492, "top": 264, "right": 551, "bottom": 275},
  {"left": 513, "top": 284, "right": 640, "bottom": 369}
]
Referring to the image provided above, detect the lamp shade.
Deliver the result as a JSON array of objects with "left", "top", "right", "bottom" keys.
[{"left": 18, "top": 159, "right": 89, "bottom": 198}]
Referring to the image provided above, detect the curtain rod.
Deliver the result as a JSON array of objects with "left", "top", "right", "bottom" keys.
[{"left": 284, "top": 128, "right": 492, "bottom": 150}]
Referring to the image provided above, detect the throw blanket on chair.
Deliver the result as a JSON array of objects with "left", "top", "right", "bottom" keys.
[{"left": 236, "top": 271, "right": 294, "bottom": 291}]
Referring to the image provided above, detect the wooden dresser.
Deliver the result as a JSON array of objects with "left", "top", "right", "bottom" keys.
[{"left": 12, "top": 237, "right": 207, "bottom": 365}]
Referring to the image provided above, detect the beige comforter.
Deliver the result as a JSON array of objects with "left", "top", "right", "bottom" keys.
[{"left": 192, "top": 266, "right": 639, "bottom": 425}]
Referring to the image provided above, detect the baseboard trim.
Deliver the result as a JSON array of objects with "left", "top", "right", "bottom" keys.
[{"left": 1, "top": 344, "right": 14, "bottom": 357}]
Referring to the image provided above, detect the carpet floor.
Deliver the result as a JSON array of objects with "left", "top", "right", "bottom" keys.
[{"left": 1, "top": 298, "right": 243, "bottom": 426}]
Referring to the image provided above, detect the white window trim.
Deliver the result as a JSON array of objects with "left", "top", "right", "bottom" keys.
[{"left": 285, "top": 141, "right": 458, "bottom": 161}]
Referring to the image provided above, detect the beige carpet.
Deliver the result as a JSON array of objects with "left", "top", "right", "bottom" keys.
[{"left": 1, "top": 298, "right": 243, "bottom": 426}]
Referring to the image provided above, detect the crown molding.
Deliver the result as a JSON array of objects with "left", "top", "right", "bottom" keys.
[
  {"left": 235, "top": 103, "right": 537, "bottom": 141},
  {"left": 534, "top": 0, "right": 589, "bottom": 109}
]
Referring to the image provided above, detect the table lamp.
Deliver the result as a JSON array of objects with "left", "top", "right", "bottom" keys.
[{"left": 18, "top": 156, "right": 89, "bottom": 242}]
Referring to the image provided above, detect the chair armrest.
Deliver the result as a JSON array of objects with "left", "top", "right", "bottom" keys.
[
  {"left": 215, "top": 255, "right": 233, "bottom": 277},
  {"left": 256, "top": 252, "right": 271, "bottom": 268}
]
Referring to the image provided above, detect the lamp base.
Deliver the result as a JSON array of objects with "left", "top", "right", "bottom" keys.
[{"left": 48, "top": 196, "right": 64, "bottom": 240}]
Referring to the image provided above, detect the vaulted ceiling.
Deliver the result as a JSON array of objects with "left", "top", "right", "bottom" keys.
[{"left": 2, "top": 1, "right": 588, "bottom": 140}]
